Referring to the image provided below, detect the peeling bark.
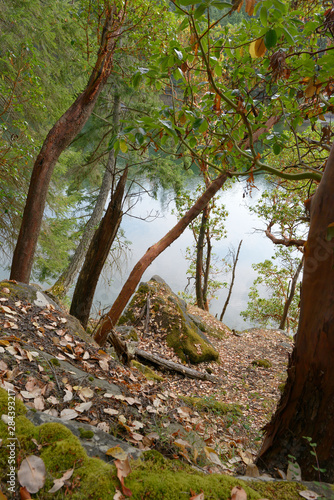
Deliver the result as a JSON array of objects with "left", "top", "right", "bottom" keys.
[
  {"left": 10, "top": 5, "right": 125, "bottom": 283},
  {"left": 257, "top": 141, "right": 334, "bottom": 482}
]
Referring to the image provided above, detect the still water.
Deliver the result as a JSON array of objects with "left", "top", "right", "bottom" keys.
[{"left": 93, "top": 176, "right": 275, "bottom": 331}]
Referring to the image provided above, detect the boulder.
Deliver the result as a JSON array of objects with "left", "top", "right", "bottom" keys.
[{"left": 119, "top": 275, "right": 219, "bottom": 364}]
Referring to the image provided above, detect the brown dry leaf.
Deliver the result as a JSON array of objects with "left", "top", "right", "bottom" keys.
[
  {"left": 204, "top": 446, "right": 222, "bottom": 466},
  {"left": 190, "top": 492, "right": 205, "bottom": 500},
  {"left": 106, "top": 446, "right": 128, "bottom": 460},
  {"left": 115, "top": 458, "right": 132, "bottom": 498},
  {"left": 245, "top": 0, "right": 256, "bottom": 15},
  {"left": 239, "top": 449, "right": 253, "bottom": 465},
  {"left": 174, "top": 438, "right": 192, "bottom": 450},
  {"left": 287, "top": 461, "right": 301, "bottom": 481},
  {"left": 99, "top": 358, "right": 109, "bottom": 371},
  {"left": 19, "top": 487, "right": 31, "bottom": 499},
  {"left": 75, "top": 401, "right": 93, "bottom": 413},
  {"left": 33, "top": 396, "right": 45, "bottom": 411},
  {"left": 231, "top": 485, "right": 247, "bottom": 500},
  {"left": 17, "top": 456, "right": 46, "bottom": 494},
  {"left": 48, "top": 468, "right": 74, "bottom": 493},
  {"left": 97, "top": 422, "right": 110, "bottom": 433},
  {"left": 2, "top": 287, "right": 10, "bottom": 294},
  {"left": 78, "top": 387, "right": 94, "bottom": 400}
]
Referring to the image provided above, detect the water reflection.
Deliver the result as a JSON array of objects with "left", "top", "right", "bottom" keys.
[{"left": 94, "top": 175, "right": 275, "bottom": 331}]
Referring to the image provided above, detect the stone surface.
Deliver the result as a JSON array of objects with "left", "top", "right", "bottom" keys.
[
  {"left": 119, "top": 275, "right": 219, "bottom": 364},
  {"left": 27, "top": 410, "right": 142, "bottom": 462}
]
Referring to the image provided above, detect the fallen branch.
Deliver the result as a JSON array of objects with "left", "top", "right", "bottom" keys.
[{"left": 135, "top": 348, "right": 219, "bottom": 383}]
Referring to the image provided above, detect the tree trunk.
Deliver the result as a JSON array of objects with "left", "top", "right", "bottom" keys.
[
  {"left": 70, "top": 167, "right": 128, "bottom": 328},
  {"left": 220, "top": 240, "right": 242, "bottom": 322},
  {"left": 50, "top": 94, "right": 121, "bottom": 298},
  {"left": 195, "top": 208, "right": 208, "bottom": 310},
  {"left": 279, "top": 255, "right": 304, "bottom": 330},
  {"left": 94, "top": 172, "right": 229, "bottom": 346},
  {"left": 202, "top": 230, "right": 212, "bottom": 312},
  {"left": 10, "top": 5, "right": 124, "bottom": 283},
  {"left": 257, "top": 141, "right": 334, "bottom": 482}
]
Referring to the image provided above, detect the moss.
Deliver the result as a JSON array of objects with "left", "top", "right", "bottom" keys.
[
  {"left": 49, "top": 357, "right": 61, "bottom": 367},
  {"left": 125, "top": 450, "right": 262, "bottom": 500},
  {"left": 72, "top": 457, "right": 116, "bottom": 499},
  {"left": 166, "top": 307, "right": 219, "bottom": 364},
  {"left": 0, "top": 387, "right": 27, "bottom": 416},
  {"left": 131, "top": 360, "right": 164, "bottom": 382},
  {"left": 38, "top": 422, "right": 76, "bottom": 444},
  {"left": 278, "top": 383, "right": 286, "bottom": 394},
  {"left": 78, "top": 427, "right": 94, "bottom": 439},
  {"left": 249, "top": 480, "right": 307, "bottom": 500},
  {"left": 40, "top": 436, "right": 88, "bottom": 474},
  {"left": 252, "top": 359, "right": 272, "bottom": 369},
  {"left": 180, "top": 395, "right": 242, "bottom": 416}
]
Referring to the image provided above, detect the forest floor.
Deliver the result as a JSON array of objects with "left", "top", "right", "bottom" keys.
[{"left": 0, "top": 285, "right": 293, "bottom": 478}]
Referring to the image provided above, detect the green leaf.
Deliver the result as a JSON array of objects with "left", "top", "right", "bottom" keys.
[
  {"left": 199, "top": 119, "right": 209, "bottom": 133},
  {"left": 259, "top": 6, "right": 268, "bottom": 27},
  {"left": 211, "top": 1, "right": 232, "bottom": 9},
  {"left": 119, "top": 139, "right": 128, "bottom": 153},
  {"left": 273, "top": 143, "right": 281, "bottom": 155},
  {"left": 177, "top": 17, "right": 189, "bottom": 32},
  {"left": 282, "top": 27, "right": 294, "bottom": 45},
  {"left": 264, "top": 29, "right": 277, "bottom": 49},
  {"left": 194, "top": 4, "right": 207, "bottom": 19},
  {"left": 177, "top": 0, "right": 198, "bottom": 5}
]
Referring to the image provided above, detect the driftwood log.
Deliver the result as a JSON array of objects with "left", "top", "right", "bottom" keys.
[
  {"left": 107, "top": 330, "right": 219, "bottom": 382},
  {"left": 135, "top": 348, "right": 219, "bottom": 383}
]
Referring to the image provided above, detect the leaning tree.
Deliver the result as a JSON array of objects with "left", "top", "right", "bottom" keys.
[{"left": 94, "top": 0, "right": 334, "bottom": 480}]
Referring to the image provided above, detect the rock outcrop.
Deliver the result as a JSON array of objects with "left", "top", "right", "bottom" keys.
[{"left": 118, "top": 275, "right": 219, "bottom": 364}]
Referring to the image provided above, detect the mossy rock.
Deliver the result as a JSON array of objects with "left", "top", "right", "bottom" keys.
[
  {"left": 249, "top": 480, "right": 308, "bottom": 500},
  {"left": 125, "top": 450, "right": 262, "bottom": 500},
  {"left": 251, "top": 359, "right": 272, "bottom": 369},
  {"left": 119, "top": 276, "right": 219, "bottom": 364},
  {"left": 180, "top": 395, "right": 242, "bottom": 416},
  {"left": 131, "top": 360, "right": 164, "bottom": 382}
]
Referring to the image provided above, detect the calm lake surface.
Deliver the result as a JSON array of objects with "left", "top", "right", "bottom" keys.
[
  {"left": 93, "top": 175, "right": 275, "bottom": 331},
  {"left": 0, "top": 176, "right": 277, "bottom": 331}
]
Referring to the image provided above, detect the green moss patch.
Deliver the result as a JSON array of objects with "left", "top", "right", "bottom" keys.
[
  {"left": 131, "top": 360, "right": 164, "bottom": 382},
  {"left": 180, "top": 395, "right": 242, "bottom": 416},
  {"left": 251, "top": 359, "right": 272, "bottom": 369},
  {"left": 249, "top": 480, "right": 307, "bottom": 500},
  {"left": 126, "top": 451, "right": 262, "bottom": 500}
]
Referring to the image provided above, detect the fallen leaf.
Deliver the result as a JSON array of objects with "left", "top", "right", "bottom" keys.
[
  {"left": 190, "top": 492, "right": 204, "bottom": 500},
  {"left": 60, "top": 409, "right": 78, "bottom": 420},
  {"left": 106, "top": 446, "right": 128, "bottom": 460},
  {"left": 287, "top": 461, "right": 302, "bottom": 481},
  {"left": 18, "top": 456, "right": 46, "bottom": 494},
  {"left": 63, "top": 390, "right": 73, "bottom": 402},
  {"left": 231, "top": 485, "right": 247, "bottom": 500},
  {"left": 19, "top": 486, "right": 31, "bottom": 499},
  {"left": 113, "top": 490, "right": 124, "bottom": 500},
  {"left": 204, "top": 446, "right": 222, "bottom": 466},
  {"left": 104, "top": 408, "right": 119, "bottom": 416},
  {"left": 33, "top": 396, "right": 45, "bottom": 411},
  {"left": 97, "top": 422, "right": 110, "bottom": 433},
  {"left": 75, "top": 401, "right": 93, "bottom": 413},
  {"left": 78, "top": 387, "right": 94, "bottom": 400},
  {"left": 48, "top": 468, "right": 73, "bottom": 493},
  {"left": 299, "top": 491, "right": 319, "bottom": 499},
  {"left": 115, "top": 458, "right": 132, "bottom": 497}
]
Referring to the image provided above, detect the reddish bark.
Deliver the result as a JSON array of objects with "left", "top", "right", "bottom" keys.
[
  {"left": 10, "top": 4, "right": 125, "bottom": 283},
  {"left": 257, "top": 141, "right": 334, "bottom": 482},
  {"left": 70, "top": 167, "right": 128, "bottom": 329},
  {"left": 94, "top": 172, "right": 229, "bottom": 346}
]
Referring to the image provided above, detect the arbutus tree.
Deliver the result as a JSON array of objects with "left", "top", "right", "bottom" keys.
[
  {"left": 93, "top": 0, "right": 334, "bottom": 481},
  {"left": 10, "top": 2, "right": 127, "bottom": 283}
]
